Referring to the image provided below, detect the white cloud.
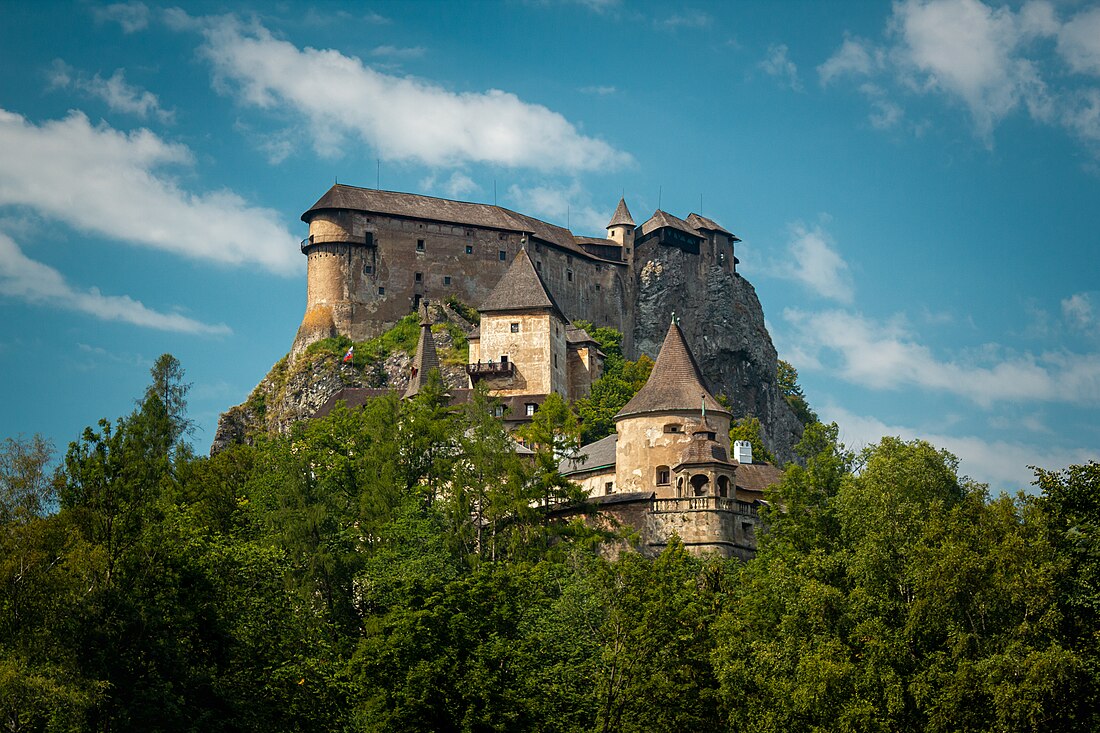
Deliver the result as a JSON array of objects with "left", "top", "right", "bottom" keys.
[
  {"left": 1062, "top": 292, "right": 1095, "bottom": 330},
  {"left": 759, "top": 44, "right": 801, "bottom": 91},
  {"left": 822, "top": 403, "right": 1096, "bottom": 490},
  {"left": 420, "top": 171, "right": 480, "bottom": 200},
  {"left": 822, "top": 0, "right": 1100, "bottom": 148},
  {"left": 0, "top": 108, "right": 300, "bottom": 274},
  {"left": 193, "top": 15, "right": 631, "bottom": 172},
  {"left": 1057, "top": 6, "right": 1100, "bottom": 75},
  {"left": 892, "top": 0, "right": 1051, "bottom": 140},
  {"left": 0, "top": 232, "right": 229, "bottom": 335},
  {"left": 370, "top": 45, "right": 426, "bottom": 60},
  {"left": 506, "top": 181, "right": 609, "bottom": 235},
  {"left": 580, "top": 85, "right": 617, "bottom": 96},
  {"left": 50, "top": 61, "right": 173, "bottom": 123},
  {"left": 93, "top": 2, "right": 149, "bottom": 33},
  {"left": 819, "top": 37, "right": 882, "bottom": 85},
  {"left": 785, "top": 307, "right": 1100, "bottom": 406},
  {"left": 657, "top": 10, "right": 712, "bottom": 30},
  {"left": 774, "top": 223, "right": 854, "bottom": 303}
]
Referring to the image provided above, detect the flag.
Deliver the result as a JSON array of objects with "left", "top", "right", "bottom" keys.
[{"left": 343, "top": 346, "right": 354, "bottom": 363}]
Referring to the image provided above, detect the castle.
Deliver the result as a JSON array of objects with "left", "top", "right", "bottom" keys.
[
  {"left": 292, "top": 184, "right": 739, "bottom": 358},
  {"left": 298, "top": 185, "right": 783, "bottom": 558}
]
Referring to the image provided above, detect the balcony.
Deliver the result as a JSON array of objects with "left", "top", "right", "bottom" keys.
[
  {"left": 466, "top": 361, "right": 515, "bottom": 378},
  {"left": 300, "top": 232, "right": 375, "bottom": 252}
]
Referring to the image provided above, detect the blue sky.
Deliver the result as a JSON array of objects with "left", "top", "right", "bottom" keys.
[{"left": 1, "top": 0, "right": 1098, "bottom": 490}]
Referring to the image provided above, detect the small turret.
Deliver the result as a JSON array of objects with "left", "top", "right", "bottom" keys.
[{"left": 606, "top": 197, "right": 636, "bottom": 265}]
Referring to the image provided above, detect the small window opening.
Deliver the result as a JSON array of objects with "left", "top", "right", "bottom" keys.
[
  {"left": 378, "top": 286, "right": 385, "bottom": 295},
  {"left": 493, "top": 404, "right": 505, "bottom": 418},
  {"left": 444, "top": 276, "right": 451, "bottom": 285},
  {"left": 465, "top": 245, "right": 473, "bottom": 254},
  {"left": 567, "top": 270, "right": 573, "bottom": 282},
  {"left": 499, "top": 250, "right": 507, "bottom": 261},
  {"left": 525, "top": 403, "right": 537, "bottom": 417},
  {"left": 605, "top": 482, "right": 614, "bottom": 495},
  {"left": 364, "top": 264, "right": 373, "bottom": 274},
  {"left": 500, "top": 355, "right": 508, "bottom": 364},
  {"left": 416, "top": 239, "right": 425, "bottom": 251},
  {"left": 663, "top": 424, "right": 682, "bottom": 433},
  {"left": 656, "top": 466, "right": 671, "bottom": 486},
  {"left": 414, "top": 272, "right": 422, "bottom": 283},
  {"left": 510, "top": 322, "right": 520, "bottom": 333}
]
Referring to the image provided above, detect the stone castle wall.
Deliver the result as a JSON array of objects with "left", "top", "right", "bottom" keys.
[{"left": 292, "top": 210, "right": 630, "bottom": 355}]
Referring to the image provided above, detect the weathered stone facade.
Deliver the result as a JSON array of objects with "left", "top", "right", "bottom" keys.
[{"left": 289, "top": 184, "right": 802, "bottom": 462}]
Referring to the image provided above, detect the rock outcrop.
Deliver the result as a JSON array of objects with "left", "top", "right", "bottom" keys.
[{"left": 631, "top": 249, "right": 803, "bottom": 465}]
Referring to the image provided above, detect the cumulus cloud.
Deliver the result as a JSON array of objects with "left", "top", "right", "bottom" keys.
[
  {"left": 0, "top": 232, "right": 229, "bottom": 335},
  {"left": 93, "top": 1, "right": 150, "bottom": 33},
  {"left": 774, "top": 223, "right": 854, "bottom": 303},
  {"left": 822, "top": 403, "right": 1096, "bottom": 490},
  {"left": 420, "top": 171, "right": 480, "bottom": 200},
  {"left": 192, "top": 15, "right": 631, "bottom": 172},
  {"left": 506, "top": 181, "right": 609, "bottom": 235},
  {"left": 49, "top": 61, "right": 173, "bottom": 123},
  {"left": 785, "top": 307, "right": 1100, "bottom": 406},
  {"left": 1062, "top": 292, "right": 1095, "bottom": 330},
  {"left": 0, "top": 108, "right": 300, "bottom": 274},
  {"left": 759, "top": 44, "right": 801, "bottom": 91},
  {"left": 820, "top": 0, "right": 1100, "bottom": 147}
]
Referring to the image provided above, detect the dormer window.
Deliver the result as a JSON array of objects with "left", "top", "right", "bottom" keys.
[{"left": 525, "top": 403, "right": 537, "bottom": 416}]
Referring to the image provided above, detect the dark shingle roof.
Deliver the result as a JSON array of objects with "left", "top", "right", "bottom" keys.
[
  {"left": 560, "top": 433, "right": 617, "bottom": 475},
  {"left": 478, "top": 249, "right": 565, "bottom": 319},
  {"left": 304, "top": 184, "right": 589, "bottom": 255},
  {"left": 615, "top": 321, "right": 730, "bottom": 420},
  {"left": 675, "top": 427, "right": 731, "bottom": 469},
  {"left": 639, "top": 210, "right": 705, "bottom": 239},
  {"left": 403, "top": 303, "right": 441, "bottom": 399},
  {"left": 735, "top": 463, "right": 784, "bottom": 493},
  {"left": 607, "top": 198, "right": 635, "bottom": 228},
  {"left": 686, "top": 212, "right": 737, "bottom": 239}
]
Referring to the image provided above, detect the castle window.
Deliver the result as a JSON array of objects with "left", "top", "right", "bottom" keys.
[
  {"left": 499, "top": 250, "right": 506, "bottom": 261},
  {"left": 553, "top": 353, "right": 558, "bottom": 368},
  {"left": 567, "top": 270, "right": 573, "bottom": 282},
  {"left": 663, "top": 424, "right": 682, "bottom": 433},
  {"left": 364, "top": 264, "right": 373, "bottom": 274},
  {"left": 656, "top": 466, "right": 671, "bottom": 486},
  {"left": 378, "top": 286, "right": 385, "bottom": 295},
  {"left": 500, "top": 355, "right": 508, "bottom": 364},
  {"left": 415, "top": 272, "right": 422, "bottom": 283},
  {"left": 536, "top": 260, "right": 542, "bottom": 270},
  {"left": 525, "top": 403, "right": 537, "bottom": 417},
  {"left": 567, "top": 255, "right": 573, "bottom": 264},
  {"left": 493, "top": 404, "right": 506, "bottom": 418},
  {"left": 605, "top": 482, "right": 614, "bottom": 495},
  {"left": 416, "top": 239, "right": 425, "bottom": 251},
  {"left": 465, "top": 245, "right": 473, "bottom": 254},
  {"left": 510, "top": 323, "right": 520, "bottom": 333},
  {"left": 444, "top": 276, "right": 451, "bottom": 285},
  {"left": 365, "top": 232, "right": 374, "bottom": 246},
  {"left": 595, "top": 283, "right": 601, "bottom": 291},
  {"left": 719, "top": 476, "right": 731, "bottom": 498},
  {"left": 626, "top": 247, "right": 631, "bottom": 254}
]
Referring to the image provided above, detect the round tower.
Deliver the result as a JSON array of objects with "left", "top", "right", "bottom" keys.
[
  {"left": 606, "top": 197, "right": 636, "bottom": 267},
  {"left": 291, "top": 187, "right": 377, "bottom": 357}
]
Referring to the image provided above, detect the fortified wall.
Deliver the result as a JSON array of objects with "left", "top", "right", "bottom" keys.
[{"left": 289, "top": 184, "right": 803, "bottom": 463}]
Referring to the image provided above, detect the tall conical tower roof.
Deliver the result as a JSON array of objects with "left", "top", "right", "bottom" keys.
[
  {"left": 607, "top": 197, "right": 635, "bottom": 228},
  {"left": 478, "top": 248, "right": 565, "bottom": 320},
  {"left": 404, "top": 301, "right": 441, "bottom": 399},
  {"left": 615, "top": 319, "right": 730, "bottom": 420}
]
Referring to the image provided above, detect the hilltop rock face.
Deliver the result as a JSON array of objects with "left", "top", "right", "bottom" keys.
[
  {"left": 631, "top": 250, "right": 803, "bottom": 465},
  {"left": 210, "top": 307, "right": 470, "bottom": 454}
]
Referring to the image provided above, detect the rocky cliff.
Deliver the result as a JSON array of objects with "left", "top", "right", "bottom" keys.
[
  {"left": 631, "top": 250, "right": 803, "bottom": 465},
  {"left": 213, "top": 259, "right": 803, "bottom": 464}
]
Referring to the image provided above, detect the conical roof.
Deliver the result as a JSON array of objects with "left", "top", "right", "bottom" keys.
[
  {"left": 404, "top": 301, "right": 441, "bottom": 399},
  {"left": 478, "top": 248, "right": 565, "bottom": 320},
  {"left": 607, "top": 197, "right": 635, "bottom": 228},
  {"left": 615, "top": 320, "right": 730, "bottom": 420}
]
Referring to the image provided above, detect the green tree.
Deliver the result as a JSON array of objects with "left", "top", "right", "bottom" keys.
[
  {"left": 0, "top": 434, "right": 56, "bottom": 523},
  {"left": 145, "top": 353, "right": 194, "bottom": 445},
  {"left": 777, "top": 359, "right": 818, "bottom": 427},
  {"left": 728, "top": 415, "right": 777, "bottom": 465}
]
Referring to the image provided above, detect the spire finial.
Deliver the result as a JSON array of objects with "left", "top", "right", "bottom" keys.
[
  {"left": 671, "top": 311, "right": 678, "bottom": 326},
  {"left": 701, "top": 393, "right": 706, "bottom": 421}
]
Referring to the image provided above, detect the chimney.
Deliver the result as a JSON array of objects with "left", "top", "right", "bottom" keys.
[{"left": 734, "top": 440, "right": 753, "bottom": 464}]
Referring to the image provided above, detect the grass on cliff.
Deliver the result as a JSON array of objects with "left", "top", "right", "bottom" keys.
[{"left": 305, "top": 313, "right": 421, "bottom": 369}]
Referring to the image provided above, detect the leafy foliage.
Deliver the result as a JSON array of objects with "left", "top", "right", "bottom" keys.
[
  {"left": 570, "top": 321, "right": 653, "bottom": 444},
  {"left": 777, "top": 358, "right": 818, "bottom": 427},
  {"left": 1, "top": 355, "right": 1097, "bottom": 732}
]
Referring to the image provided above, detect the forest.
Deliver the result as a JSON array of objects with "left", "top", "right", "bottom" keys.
[{"left": 1, "top": 351, "right": 1097, "bottom": 732}]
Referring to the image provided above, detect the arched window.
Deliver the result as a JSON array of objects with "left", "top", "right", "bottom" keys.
[
  {"left": 655, "top": 465, "right": 671, "bottom": 486},
  {"left": 691, "top": 474, "right": 710, "bottom": 496},
  {"left": 676, "top": 477, "right": 684, "bottom": 497},
  {"left": 718, "top": 475, "right": 731, "bottom": 498}
]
